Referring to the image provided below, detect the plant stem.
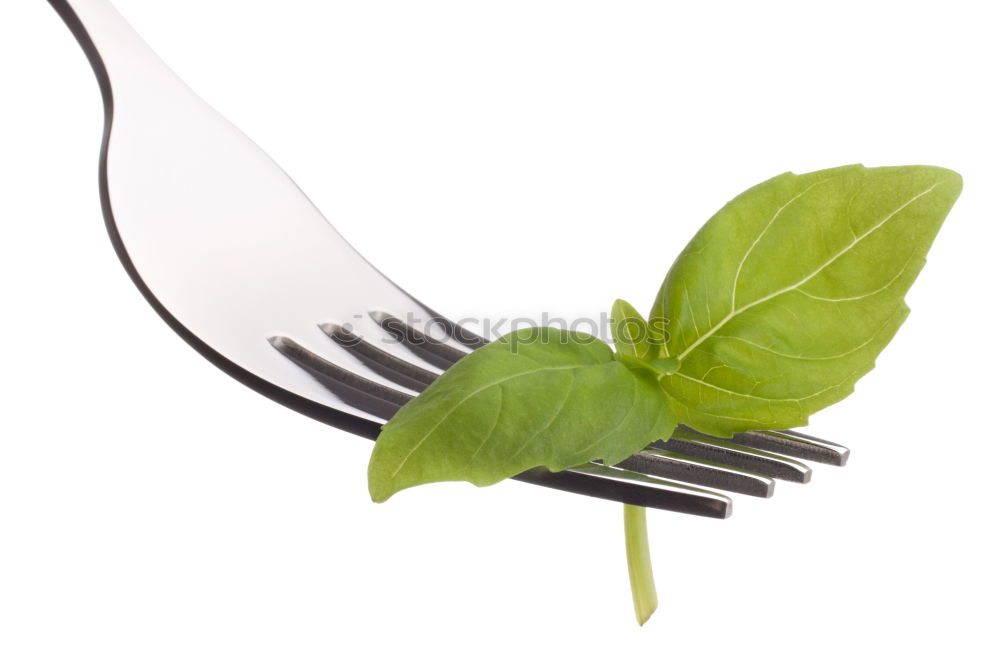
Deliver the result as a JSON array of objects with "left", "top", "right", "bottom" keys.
[{"left": 624, "top": 503, "right": 658, "bottom": 626}]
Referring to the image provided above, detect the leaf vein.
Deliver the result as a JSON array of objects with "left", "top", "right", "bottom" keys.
[
  {"left": 730, "top": 177, "right": 834, "bottom": 311},
  {"left": 676, "top": 182, "right": 939, "bottom": 361},
  {"left": 577, "top": 373, "right": 640, "bottom": 456},
  {"left": 388, "top": 363, "right": 592, "bottom": 479},
  {"left": 468, "top": 384, "right": 504, "bottom": 463},
  {"left": 796, "top": 251, "right": 914, "bottom": 303},
  {"left": 674, "top": 371, "right": 842, "bottom": 403},
  {"left": 509, "top": 372, "right": 578, "bottom": 460}
]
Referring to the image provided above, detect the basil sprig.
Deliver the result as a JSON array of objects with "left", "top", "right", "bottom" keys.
[{"left": 367, "top": 164, "right": 962, "bottom": 624}]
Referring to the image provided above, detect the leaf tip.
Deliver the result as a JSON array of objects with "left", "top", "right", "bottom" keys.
[
  {"left": 908, "top": 164, "right": 963, "bottom": 203},
  {"left": 940, "top": 167, "right": 963, "bottom": 197},
  {"left": 367, "top": 455, "right": 399, "bottom": 503},
  {"left": 367, "top": 480, "right": 393, "bottom": 503}
]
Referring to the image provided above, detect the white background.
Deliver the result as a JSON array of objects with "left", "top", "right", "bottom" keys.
[{"left": 2, "top": 1, "right": 998, "bottom": 664}]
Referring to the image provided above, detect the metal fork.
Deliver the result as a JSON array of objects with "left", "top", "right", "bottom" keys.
[{"left": 48, "top": 0, "right": 849, "bottom": 520}]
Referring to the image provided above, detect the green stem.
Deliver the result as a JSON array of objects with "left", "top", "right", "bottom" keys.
[{"left": 623, "top": 503, "right": 658, "bottom": 625}]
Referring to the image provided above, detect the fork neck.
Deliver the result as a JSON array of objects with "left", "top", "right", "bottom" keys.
[{"left": 49, "top": 0, "right": 176, "bottom": 111}]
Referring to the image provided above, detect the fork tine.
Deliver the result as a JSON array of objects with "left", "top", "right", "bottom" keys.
[
  {"left": 531, "top": 464, "right": 732, "bottom": 518},
  {"left": 653, "top": 433, "right": 812, "bottom": 483},
  {"left": 614, "top": 450, "right": 775, "bottom": 498},
  {"left": 369, "top": 311, "right": 466, "bottom": 369},
  {"left": 319, "top": 323, "right": 439, "bottom": 391},
  {"left": 417, "top": 306, "right": 490, "bottom": 350},
  {"left": 725, "top": 428, "right": 850, "bottom": 466},
  {"left": 268, "top": 336, "right": 411, "bottom": 421}
]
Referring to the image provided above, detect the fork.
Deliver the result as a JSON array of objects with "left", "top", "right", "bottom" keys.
[{"left": 48, "top": 0, "right": 849, "bottom": 519}]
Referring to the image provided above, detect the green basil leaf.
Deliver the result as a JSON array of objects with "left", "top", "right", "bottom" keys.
[
  {"left": 368, "top": 327, "right": 677, "bottom": 502},
  {"left": 650, "top": 164, "right": 961, "bottom": 436},
  {"left": 610, "top": 298, "right": 657, "bottom": 360}
]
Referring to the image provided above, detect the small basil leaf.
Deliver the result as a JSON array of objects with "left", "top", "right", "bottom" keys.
[
  {"left": 650, "top": 164, "right": 961, "bottom": 436},
  {"left": 368, "top": 327, "right": 678, "bottom": 502},
  {"left": 611, "top": 298, "right": 657, "bottom": 360}
]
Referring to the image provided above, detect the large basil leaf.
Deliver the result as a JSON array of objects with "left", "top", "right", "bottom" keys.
[
  {"left": 650, "top": 164, "right": 961, "bottom": 436},
  {"left": 368, "top": 328, "right": 677, "bottom": 502}
]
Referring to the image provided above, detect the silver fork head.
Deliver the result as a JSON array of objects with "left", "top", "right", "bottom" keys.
[{"left": 52, "top": 0, "right": 469, "bottom": 435}]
